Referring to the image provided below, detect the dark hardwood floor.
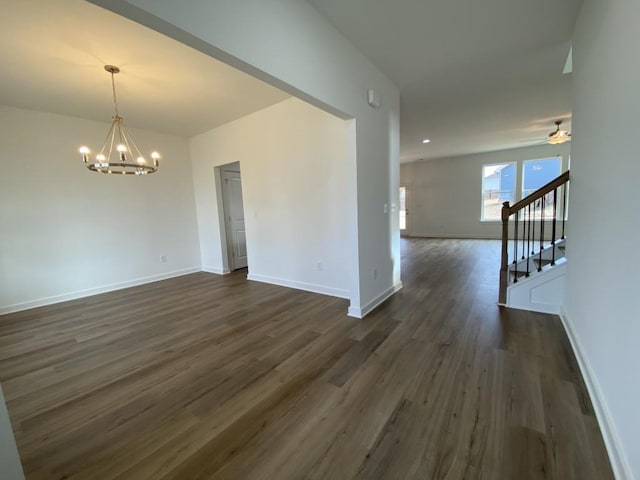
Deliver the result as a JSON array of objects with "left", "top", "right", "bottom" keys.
[{"left": 0, "top": 238, "right": 613, "bottom": 479}]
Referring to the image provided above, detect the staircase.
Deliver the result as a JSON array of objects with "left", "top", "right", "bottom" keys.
[{"left": 499, "top": 171, "right": 570, "bottom": 314}]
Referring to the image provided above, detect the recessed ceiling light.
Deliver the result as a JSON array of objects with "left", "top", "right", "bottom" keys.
[{"left": 422, "top": 139, "right": 431, "bottom": 144}]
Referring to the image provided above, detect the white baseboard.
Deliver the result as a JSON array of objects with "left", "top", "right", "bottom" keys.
[
  {"left": 347, "top": 281, "right": 403, "bottom": 319},
  {"left": 559, "top": 308, "right": 633, "bottom": 480},
  {"left": 246, "top": 273, "right": 350, "bottom": 300},
  {"left": 202, "top": 265, "right": 231, "bottom": 275},
  {"left": 407, "top": 233, "right": 501, "bottom": 240},
  {"left": 0, "top": 267, "right": 201, "bottom": 316}
]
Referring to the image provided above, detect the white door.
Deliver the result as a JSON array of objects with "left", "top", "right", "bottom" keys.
[{"left": 221, "top": 169, "right": 248, "bottom": 270}]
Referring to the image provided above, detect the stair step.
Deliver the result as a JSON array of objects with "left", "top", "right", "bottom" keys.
[
  {"left": 510, "top": 270, "right": 530, "bottom": 280},
  {"left": 507, "top": 238, "right": 567, "bottom": 286},
  {"left": 533, "top": 258, "right": 553, "bottom": 267}
]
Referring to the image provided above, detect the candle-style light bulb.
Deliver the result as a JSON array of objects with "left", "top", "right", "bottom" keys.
[
  {"left": 79, "top": 146, "right": 90, "bottom": 163},
  {"left": 117, "top": 144, "right": 127, "bottom": 162}
]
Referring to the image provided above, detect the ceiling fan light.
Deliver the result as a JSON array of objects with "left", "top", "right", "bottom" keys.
[{"left": 548, "top": 130, "right": 571, "bottom": 145}]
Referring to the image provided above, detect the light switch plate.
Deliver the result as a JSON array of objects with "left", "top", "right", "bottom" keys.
[{"left": 367, "top": 88, "right": 380, "bottom": 108}]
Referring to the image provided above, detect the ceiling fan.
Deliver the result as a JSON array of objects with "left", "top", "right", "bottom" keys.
[
  {"left": 520, "top": 120, "right": 572, "bottom": 145},
  {"left": 547, "top": 120, "right": 571, "bottom": 144}
]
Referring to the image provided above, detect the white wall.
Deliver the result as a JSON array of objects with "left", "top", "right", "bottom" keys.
[
  {"left": 91, "top": 0, "right": 401, "bottom": 316},
  {"left": 190, "top": 98, "right": 351, "bottom": 299},
  {"left": 400, "top": 143, "right": 571, "bottom": 238},
  {"left": 0, "top": 106, "right": 201, "bottom": 313},
  {"left": 564, "top": 1, "right": 640, "bottom": 478},
  {"left": 0, "top": 385, "right": 24, "bottom": 480}
]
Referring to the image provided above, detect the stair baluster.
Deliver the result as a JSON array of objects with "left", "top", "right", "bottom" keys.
[
  {"left": 521, "top": 208, "right": 526, "bottom": 260},
  {"left": 551, "top": 188, "right": 558, "bottom": 266},
  {"left": 539, "top": 196, "right": 544, "bottom": 272},
  {"left": 513, "top": 210, "right": 518, "bottom": 283},
  {"left": 531, "top": 197, "right": 536, "bottom": 255},
  {"left": 561, "top": 182, "right": 567, "bottom": 239},
  {"left": 526, "top": 203, "right": 531, "bottom": 277}
]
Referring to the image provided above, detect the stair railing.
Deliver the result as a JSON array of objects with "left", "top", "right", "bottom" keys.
[{"left": 499, "top": 170, "right": 570, "bottom": 304}]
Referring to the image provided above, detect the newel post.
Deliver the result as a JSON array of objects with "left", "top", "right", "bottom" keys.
[{"left": 499, "top": 201, "right": 510, "bottom": 305}]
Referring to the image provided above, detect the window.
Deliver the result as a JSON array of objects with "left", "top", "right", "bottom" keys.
[
  {"left": 522, "top": 157, "right": 561, "bottom": 197},
  {"left": 522, "top": 157, "right": 562, "bottom": 218},
  {"left": 399, "top": 186, "right": 407, "bottom": 230},
  {"left": 481, "top": 157, "right": 564, "bottom": 221},
  {"left": 481, "top": 162, "right": 516, "bottom": 220}
]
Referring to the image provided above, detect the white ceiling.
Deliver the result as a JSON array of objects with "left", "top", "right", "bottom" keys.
[
  {"left": 0, "top": 0, "right": 290, "bottom": 137},
  {"left": 1, "top": 0, "right": 580, "bottom": 158},
  {"left": 307, "top": 0, "right": 581, "bottom": 161}
]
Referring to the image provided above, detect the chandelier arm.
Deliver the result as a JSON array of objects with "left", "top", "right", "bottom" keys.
[
  {"left": 116, "top": 118, "right": 126, "bottom": 150},
  {"left": 120, "top": 125, "right": 138, "bottom": 164},
  {"left": 106, "top": 119, "right": 117, "bottom": 166},
  {"left": 98, "top": 119, "right": 117, "bottom": 157},
  {"left": 120, "top": 122, "right": 146, "bottom": 161}
]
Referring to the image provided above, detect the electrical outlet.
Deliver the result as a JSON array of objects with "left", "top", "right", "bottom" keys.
[
  {"left": 160, "top": 255, "right": 167, "bottom": 263},
  {"left": 317, "top": 261, "right": 323, "bottom": 272}
]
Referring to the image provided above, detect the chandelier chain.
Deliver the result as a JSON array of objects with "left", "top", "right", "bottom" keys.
[{"left": 110, "top": 71, "right": 120, "bottom": 118}]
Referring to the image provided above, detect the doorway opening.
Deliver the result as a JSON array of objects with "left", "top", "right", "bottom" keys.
[
  {"left": 399, "top": 186, "right": 408, "bottom": 233},
  {"left": 218, "top": 162, "right": 248, "bottom": 271}
]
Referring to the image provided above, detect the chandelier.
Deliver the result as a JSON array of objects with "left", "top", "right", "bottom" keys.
[{"left": 79, "top": 65, "right": 160, "bottom": 175}]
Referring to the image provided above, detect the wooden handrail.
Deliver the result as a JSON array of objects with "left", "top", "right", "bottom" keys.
[
  {"left": 509, "top": 170, "right": 570, "bottom": 214},
  {"left": 499, "top": 170, "right": 570, "bottom": 305}
]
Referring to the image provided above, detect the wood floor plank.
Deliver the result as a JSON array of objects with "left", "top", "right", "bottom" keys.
[
  {"left": 325, "top": 318, "right": 399, "bottom": 387},
  {"left": 504, "top": 426, "right": 550, "bottom": 480},
  {"left": 540, "top": 375, "right": 613, "bottom": 480},
  {"left": 0, "top": 238, "right": 614, "bottom": 479},
  {"left": 208, "top": 381, "right": 341, "bottom": 480}
]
